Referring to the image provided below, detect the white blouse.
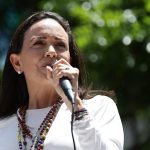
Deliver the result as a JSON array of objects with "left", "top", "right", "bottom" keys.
[{"left": 0, "top": 95, "right": 124, "bottom": 150}]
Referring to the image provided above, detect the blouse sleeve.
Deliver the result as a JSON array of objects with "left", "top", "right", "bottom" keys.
[{"left": 73, "top": 95, "right": 124, "bottom": 150}]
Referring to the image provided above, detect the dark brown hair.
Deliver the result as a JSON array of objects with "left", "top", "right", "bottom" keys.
[{"left": 0, "top": 11, "right": 88, "bottom": 118}]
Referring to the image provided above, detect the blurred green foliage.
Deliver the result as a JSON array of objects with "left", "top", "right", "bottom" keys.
[{"left": 0, "top": 0, "right": 150, "bottom": 149}]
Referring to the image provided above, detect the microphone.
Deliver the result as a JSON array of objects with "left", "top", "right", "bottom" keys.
[
  {"left": 51, "top": 60, "right": 75, "bottom": 104},
  {"left": 59, "top": 77, "right": 75, "bottom": 104}
]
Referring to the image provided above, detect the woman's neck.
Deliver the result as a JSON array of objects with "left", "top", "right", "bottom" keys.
[{"left": 27, "top": 84, "right": 59, "bottom": 109}]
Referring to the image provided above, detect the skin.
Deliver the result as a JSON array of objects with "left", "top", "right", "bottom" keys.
[{"left": 10, "top": 18, "right": 84, "bottom": 111}]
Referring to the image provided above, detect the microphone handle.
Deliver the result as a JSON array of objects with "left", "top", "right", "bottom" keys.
[{"left": 59, "top": 77, "right": 75, "bottom": 104}]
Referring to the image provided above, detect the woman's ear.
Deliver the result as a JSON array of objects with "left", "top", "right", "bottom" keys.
[{"left": 10, "top": 54, "right": 22, "bottom": 74}]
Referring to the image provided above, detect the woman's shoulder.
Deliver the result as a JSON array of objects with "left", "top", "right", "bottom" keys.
[
  {"left": 0, "top": 115, "right": 17, "bottom": 129},
  {"left": 0, "top": 115, "right": 18, "bottom": 149},
  {"left": 83, "top": 95, "right": 118, "bottom": 115},
  {"left": 84, "top": 95, "right": 116, "bottom": 107}
]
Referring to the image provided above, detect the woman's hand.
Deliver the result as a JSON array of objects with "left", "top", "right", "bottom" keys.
[{"left": 46, "top": 58, "right": 84, "bottom": 111}]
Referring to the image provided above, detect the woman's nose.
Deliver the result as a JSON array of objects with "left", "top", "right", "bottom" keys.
[{"left": 44, "top": 45, "right": 57, "bottom": 58}]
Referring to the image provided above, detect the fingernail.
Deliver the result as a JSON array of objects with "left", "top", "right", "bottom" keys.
[{"left": 46, "top": 66, "right": 51, "bottom": 70}]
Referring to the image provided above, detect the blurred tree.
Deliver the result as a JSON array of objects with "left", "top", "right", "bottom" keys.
[{"left": 0, "top": 0, "right": 149, "bottom": 149}]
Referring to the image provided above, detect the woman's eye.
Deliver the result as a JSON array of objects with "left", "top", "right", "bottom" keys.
[
  {"left": 55, "top": 42, "right": 66, "bottom": 49},
  {"left": 33, "top": 41, "right": 46, "bottom": 46}
]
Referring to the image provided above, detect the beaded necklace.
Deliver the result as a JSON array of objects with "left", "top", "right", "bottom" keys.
[{"left": 17, "top": 100, "right": 63, "bottom": 150}]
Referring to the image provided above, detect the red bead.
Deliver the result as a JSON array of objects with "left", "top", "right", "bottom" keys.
[{"left": 17, "top": 100, "right": 62, "bottom": 149}]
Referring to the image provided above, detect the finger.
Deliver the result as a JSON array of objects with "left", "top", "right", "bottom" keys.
[
  {"left": 53, "top": 58, "right": 71, "bottom": 69},
  {"left": 46, "top": 66, "right": 53, "bottom": 80},
  {"left": 53, "top": 65, "right": 71, "bottom": 75},
  {"left": 55, "top": 70, "right": 75, "bottom": 82}
]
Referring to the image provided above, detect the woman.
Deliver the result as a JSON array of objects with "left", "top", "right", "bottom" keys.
[{"left": 0, "top": 11, "right": 124, "bottom": 150}]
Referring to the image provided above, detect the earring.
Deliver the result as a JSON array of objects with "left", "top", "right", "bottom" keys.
[{"left": 17, "top": 71, "right": 22, "bottom": 74}]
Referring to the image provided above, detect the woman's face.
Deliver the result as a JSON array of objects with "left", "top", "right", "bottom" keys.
[{"left": 19, "top": 18, "right": 70, "bottom": 84}]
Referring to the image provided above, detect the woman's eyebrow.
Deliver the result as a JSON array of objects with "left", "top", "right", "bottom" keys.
[
  {"left": 30, "top": 36, "right": 47, "bottom": 42},
  {"left": 30, "top": 35, "right": 67, "bottom": 43}
]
